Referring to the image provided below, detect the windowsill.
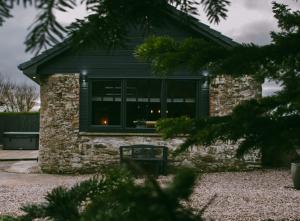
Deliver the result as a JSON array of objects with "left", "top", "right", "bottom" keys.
[{"left": 79, "top": 132, "right": 162, "bottom": 137}]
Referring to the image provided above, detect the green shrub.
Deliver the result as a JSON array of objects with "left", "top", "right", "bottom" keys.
[{"left": 18, "top": 168, "right": 202, "bottom": 221}]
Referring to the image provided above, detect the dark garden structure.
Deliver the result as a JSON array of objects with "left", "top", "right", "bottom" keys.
[{"left": 19, "top": 9, "right": 261, "bottom": 173}]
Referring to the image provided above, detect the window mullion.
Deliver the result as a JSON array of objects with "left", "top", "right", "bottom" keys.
[
  {"left": 196, "top": 80, "right": 200, "bottom": 119},
  {"left": 87, "top": 78, "right": 92, "bottom": 129},
  {"left": 122, "top": 80, "right": 126, "bottom": 129},
  {"left": 161, "top": 79, "right": 167, "bottom": 118}
]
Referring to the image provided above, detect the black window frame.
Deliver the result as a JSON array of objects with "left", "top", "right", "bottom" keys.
[{"left": 83, "top": 77, "right": 208, "bottom": 133}]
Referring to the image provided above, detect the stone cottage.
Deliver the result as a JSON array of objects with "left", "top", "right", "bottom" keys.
[{"left": 19, "top": 8, "right": 261, "bottom": 173}]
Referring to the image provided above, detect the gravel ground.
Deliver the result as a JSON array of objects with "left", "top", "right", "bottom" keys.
[
  {"left": 0, "top": 169, "right": 300, "bottom": 220},
  {"left": 0, "top": 172, "right": 88, "bottom": 216},
  {"left": 190, "top": 170, "right": 300, "bottom": 221}
]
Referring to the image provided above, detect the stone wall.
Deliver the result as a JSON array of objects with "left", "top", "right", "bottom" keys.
[
  {"left": 39, "top": 74, "right": 81, "bottom": 173},
  {"left": 39, "top": 74, "right": 261, "bottom": 173},
  {"left": 210, "top": 75, "right": 261, "bottom": 116}
]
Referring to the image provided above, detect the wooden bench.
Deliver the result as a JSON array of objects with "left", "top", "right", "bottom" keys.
[{"left": 119, "top": 144, "right": 168, "bottom": 175}]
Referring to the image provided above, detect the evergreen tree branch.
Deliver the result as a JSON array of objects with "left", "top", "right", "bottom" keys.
[
  {"left": 200, "top": 0, "right": 230, "bottom": 24},
  {"left": 0, "top": 0, "right": 12, "bottom": 26},
  {"left": 152, "top": 3, "right": 300, "bottom": 166},
  {"left": 25, "top": 0, "right": 76, "bottom": 54},
  {"left": 136, "top": 3, "right": 300, "bottom": 80}
]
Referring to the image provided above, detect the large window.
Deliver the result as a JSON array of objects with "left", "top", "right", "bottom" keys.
[
  {"left": 91, "top": 80, "right": 121, "bottom": 126},
  {"left": 89, "top": 79, "right": 207, "bottom": 131},
  {"left": 126, "top": 80, "right": 161, "bottom": 128},
  {"left": 166, "top": 80, "right": 196, "bottom": 118}
]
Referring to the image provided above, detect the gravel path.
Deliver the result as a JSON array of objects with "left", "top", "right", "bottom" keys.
[
  {"left": 0, "top": 169, "right": 300, "bottom": 220},
  {"left": 0, "top": 172, "right": 88, "bottom": 216},
  {"left": 190, "top": 170, "right": 300, "bottom": 221}
]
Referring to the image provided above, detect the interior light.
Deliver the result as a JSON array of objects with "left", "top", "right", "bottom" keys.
[
  {"left": 158, "top": 109, "right": 161, "bottom": 114},
  {"left": 33, "top": 76, "right": 36, "bottom": 79},
  {"left": 150, "top": 109, "right": 154, "bottom": 114},
  {"left": 100, "top": 118, "right": 108, "bottom": 125}
]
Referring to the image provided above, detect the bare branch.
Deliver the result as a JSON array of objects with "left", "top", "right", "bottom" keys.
[{"left": 0, "top": 73, "right": 38, "bottom": 112}]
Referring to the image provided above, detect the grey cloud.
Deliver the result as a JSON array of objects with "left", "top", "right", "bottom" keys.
[
  {"left": 233, "top": 20, "right": 277, "bottom": 45},
  {"left": 279, "top": 0, "right": 300, "bottom": 9},
  {"left": 240, "top": 0, "right": 300, "bottom": 11},
  {"left": 262, "top": 80, "right": 282, "bottom": 97},
  {"left": 241, "top": 0, "right": 270, "bottom": 11},
  {"left": 0, "top": 6, "right": 38, "bottom": 87},
  {"left": 262, "top": 84, "right": 283, "bottom": 96},
  {"left": 262, "top": 88, "right": 280, "bottom": 97},
  {"left": 230, "top": 0, "right": 299, "bottom": 45},
  {"left": 0, "top": 5, "right": 86, "bottom": 88}
]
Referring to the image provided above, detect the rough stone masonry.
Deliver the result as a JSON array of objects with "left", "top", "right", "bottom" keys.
[{"left": 39, "top": 74, "right": 261, "bottom": 173}]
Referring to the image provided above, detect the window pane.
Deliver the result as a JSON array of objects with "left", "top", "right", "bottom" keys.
[
  {"left": 167, "top": 80, "right": 196, "bottom": 118},
  {"left": 91, "top": 80, "right": 121, "bottom": 126},
  {"left": 126, "top": 80, "right": 161, "bottom": 128}
]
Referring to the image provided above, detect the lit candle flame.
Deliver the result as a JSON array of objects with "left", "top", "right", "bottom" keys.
[{"left": 100, "top": 118, "right": 108, "bottom": 125}]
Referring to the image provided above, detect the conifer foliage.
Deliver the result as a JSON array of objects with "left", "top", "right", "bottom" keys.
[{"left": 138, "top": 2, "right": 300, "bottom": 167}]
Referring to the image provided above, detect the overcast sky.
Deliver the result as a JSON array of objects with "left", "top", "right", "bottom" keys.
[{"left": 0, "top": 0, "right": 299, "bottom": 95}]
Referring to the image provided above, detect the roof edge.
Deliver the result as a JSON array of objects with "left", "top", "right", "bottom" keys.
[
  {"left": 18, "top": 6, "right": 239, "bottom": 72},
  {"left": 164, "top": 6, "right": 239, "bottom": 48},
  {"left": 18, "top": 40, "right": 70, "bottom": 71}
]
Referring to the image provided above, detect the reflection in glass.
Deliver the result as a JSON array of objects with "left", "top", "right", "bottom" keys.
[
  {"left": 91, "top": 80, "right": 121, "bottom": 126},
  {"left": 167, "top": 80, "right": 196, "bottom": 118},
  {"left": 126, "top": 80, "right": 161, "bottom": 128}
]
